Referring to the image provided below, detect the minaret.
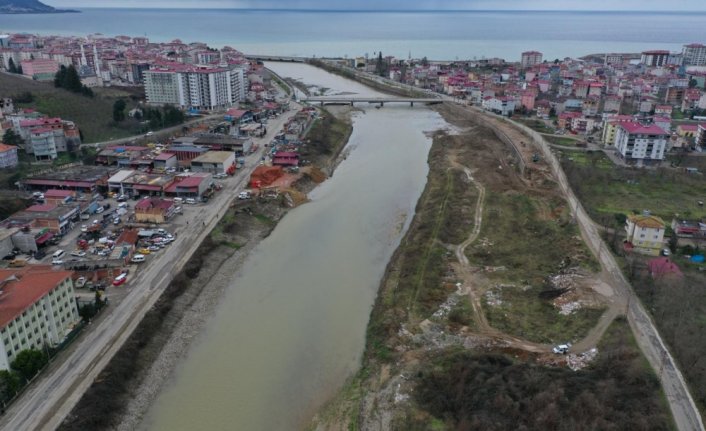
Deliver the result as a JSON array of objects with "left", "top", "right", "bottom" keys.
[
  {"left": 93, "top": 44, "right": 101, "bottom": 75},
  {"left": 80, "top": 44, "right": 88, "bottom": 67}
]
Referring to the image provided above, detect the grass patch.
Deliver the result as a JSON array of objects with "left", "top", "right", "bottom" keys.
[
  {"left": 545, "top": 135, "right": 581, "bottom": 147},
  {"left": 0, "top": 73, "right": 145, "bottom": 143},
  {"left": 469, "top": 192, "right": 598, "bottom": 284},
  {"left": 411, "top": 318, "right": 673, "bottom": 430},
  {"left": 562, "top": 154, "right": 706, "bottom": 221},
  {"left": 483, "top": 285, "right": 605, "bottom": 343},
  {"left": 253, "top": 213, "right": 275, "bottom": 225},
  {"left": 516, "top": 118, "right": 555, "bottom": 134}
]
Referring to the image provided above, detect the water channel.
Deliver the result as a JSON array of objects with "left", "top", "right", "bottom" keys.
[{"left": 142, "top": 63, "right": 447, "bottom": 430}]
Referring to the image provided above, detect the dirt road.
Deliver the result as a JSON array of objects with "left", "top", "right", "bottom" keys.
[
  {"left": 463, "top": 104, "right": 704, "bottom": 431},
  {"left": 0, "top": 104, "right": 301, "bottom": 431}
]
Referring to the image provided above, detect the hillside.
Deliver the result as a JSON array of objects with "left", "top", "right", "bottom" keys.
[
  {"left": 0, "top": 72, "right": 145, "bottom": 143},
  {"left": 0, "top": 0, "right": 77, "bottom": 13}
]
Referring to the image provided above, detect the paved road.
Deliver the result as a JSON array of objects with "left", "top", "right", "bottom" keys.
[{"left": 0, "top": 103, "right": 300, "bottom": 431}]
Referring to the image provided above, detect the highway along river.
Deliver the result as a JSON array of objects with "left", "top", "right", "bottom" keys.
[{"left": 142, "top": 62, "right": 447, "bottom": 430}]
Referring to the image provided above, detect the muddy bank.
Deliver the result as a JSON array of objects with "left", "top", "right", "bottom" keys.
[
  {"left": 311, "top": 103, "right": 672, "bottom": 430},
  {"left": 58, "top": 111, "right": 353, "bottom": 431}
]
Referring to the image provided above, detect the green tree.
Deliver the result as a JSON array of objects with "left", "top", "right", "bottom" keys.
[
  {"left": 10, "top": 349, "right": 48, "bottom": 381},
  {"left": 54, "top": 65, "right": 67, "bottom": 88},
  {"left": 63, "top": 65, "right": 83, "bottom": 92},
  {"left": 163, "top": 105, "right": 184, "bottom": 127},
  {"left": 7, "top": 58, "right": 17, "bottom": 74},
  {"left": 689, "top": 78, "right": 698, "bottom": 88},
  {"left": 16, "top": 64, "right": 23, "bottom": 75},
  {"left": 376, "top": 51, "right": 384, "bottom": 76},
  {"left": 0, "top": 370, "right": 21, "bottom": 403},
  {"left": 112, "top": 99, "right": 127, "bottom": 122},
  {"left": 2, "top": 129, "right": 24, "bottom": 148}
]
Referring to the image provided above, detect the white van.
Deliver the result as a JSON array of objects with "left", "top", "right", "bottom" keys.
[
  {"left": 131, "top": 254, "right": 146, "bottom": 263},
  {"left": 52, "top": 249, "right": 65, "bottom": 259},
  {"left": 185, "top": 198, "right": 197, "bottom": 205}
]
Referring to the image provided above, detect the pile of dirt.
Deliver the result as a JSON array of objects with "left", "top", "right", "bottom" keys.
[{"left": 249, "top": 165, "right": 284, "bottom": 188}]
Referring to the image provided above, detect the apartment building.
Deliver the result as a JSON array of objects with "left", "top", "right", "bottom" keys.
[
  {"left": 520, "top": 51, "right": 543, "bottom": 68},
  {"left": 614, "top": 122, "right": 669, "bottom": 161},
  {"left": 143, "top": 64, "right": 246, "bottom": 111},
  {"left": 640, "top": 50, "right": 670, "bottom": 67},
  {"left": 0, "top": 267, "right": 79, "bottom": 370},
  {"left": 682, "top": 43, "right": 706, "bottom": 66}
]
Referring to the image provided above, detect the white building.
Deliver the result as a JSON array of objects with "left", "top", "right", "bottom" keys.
[
  {"left": 482, "top": 96, "right": 516, "bottom": 116},
  {"left": 682, "top": 43, "right": 706, "bottom": 66},
  {"left": 625, "top": 214, "right": 666, "bottom": 256},
  {"left": 614, "top": 122, "right": 669, "bottom": 161},
  {"left": 640, "top": 50, "right": 670, "bottom": 67},
  {"left": 0, "top": 267, "right": 80, "bottom": 370},
  {"left": 520, "top": 51, "right": 543, "bottom": 68},
  {"left": 143, "top": 64, "right": 246, "bottom": 111}
]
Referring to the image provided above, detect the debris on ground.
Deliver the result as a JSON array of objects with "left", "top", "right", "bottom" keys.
[{"left": 566, "top": 348, "right": 598, "bottom": 371}]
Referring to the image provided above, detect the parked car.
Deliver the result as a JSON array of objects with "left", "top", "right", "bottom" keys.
[
  {"left": 131, "top": 254, "right": 146, "bottom": 263},
  {"left": 113, "top": 218, "right": 121, "bottom": 225},
  {"left": 113, "top": 273, "right": 128, "bottom": 286},
  {"left": 185, "top": 198, "right": 197, "bottom": 205},
  {"left": 95, "top": 206, "right": 105, "bottom": 214},
  {"left": 70, "top": 251, "right": 86, "bottom": 257},
  {"left": 33, "top": 250, "right": 46, "bottom": 260},
  {"left": 137, "top": 247, "right": 151, "bottom": 255},
  {"left": 662, "top": 248, "right": 671, "bottom": 256},
  {"left": 75, "top": 276, "right": 87, "bottom": 288},
  {"left": 238, "top": 191, "right": 251, "bottom": 200},
  {"left": 51, "top": 259, "right": 64, "bottom": 266},
  {"left": 552, "top": 344, "right": 571, "bottom": 355},
  {"left": 148, "top": 245, "right": 160, "bottom": 252}
]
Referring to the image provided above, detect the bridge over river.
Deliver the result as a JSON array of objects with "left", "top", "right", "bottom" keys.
[{"left": 303, "top": 96, "right": 443, "bottom": 106}]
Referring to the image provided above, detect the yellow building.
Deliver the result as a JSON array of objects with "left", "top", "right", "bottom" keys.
[{"left": 625, "top": 214, "right": 666, "bottom": 256}]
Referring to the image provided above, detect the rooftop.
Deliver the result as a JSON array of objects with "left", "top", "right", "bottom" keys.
[
  {"left": 0, "top": 266, "right": 73, "bottom": 328},
  {"left": 628, "top": 214, "right": 665, "bottom": 229},
  {"left": 619, "top": 122, "right": 669, "bottom": 136},
  {"left": 191, "top": 151, "right": 235, "bottom": 164}
]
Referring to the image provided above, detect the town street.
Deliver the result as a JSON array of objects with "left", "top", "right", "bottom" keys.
[{"left": 0, "top": 104, "right": 300, "bottom": 431}]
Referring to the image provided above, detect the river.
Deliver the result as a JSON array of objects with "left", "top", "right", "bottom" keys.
[{"left": 140, "top": 63, "right": 446, "bottom": 430}]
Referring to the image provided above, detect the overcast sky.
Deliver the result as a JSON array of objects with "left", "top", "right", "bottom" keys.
[{"left": 43, "top": 0, "right": 706, "bottom": 11}]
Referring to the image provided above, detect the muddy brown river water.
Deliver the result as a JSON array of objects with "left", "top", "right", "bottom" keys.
[{"left": 142, "top": 62, "right": 447, "bottom": 430}]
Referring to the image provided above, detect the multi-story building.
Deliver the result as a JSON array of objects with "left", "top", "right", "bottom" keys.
[
  {"left": 143, "top": 64, "right": 246, "bottom": 111},
  {"left": 482, "top": 96, "right": 516, "bottom": 116},
  {"left": 640, "top": 50, "right": 670, "bottom": 67},
  {"left": 625, "top": 214, "right": 666, "bottom": 256},
  {"left": 0, "top": 266, "right": 79, "bottom": 370},
  {"left": 614, "top": 122, "right": 669, "bottom": 161},
  {"left": 682, "top": 43, "right": 706, "bottom": 66},
  {"left": 520, "top": 51, "right": 543, "bottom": 68},
  {"left": 20, "top": 58, "right": 59, "bottom": 81},
  {"left": 0, "top": 143, "right": 18, "bottom": 168}
]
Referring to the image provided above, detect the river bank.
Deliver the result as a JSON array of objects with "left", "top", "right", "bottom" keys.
[
  {"left": 311, "top": 103, "right": 673, "bottom": 429},
  {"left": 58, "top": 108, "right": 353, "bottom": 430}
]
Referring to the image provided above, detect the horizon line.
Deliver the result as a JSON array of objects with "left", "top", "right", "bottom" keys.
[{"left": 70, "top": 7, "right": 706, "bottom": 13}]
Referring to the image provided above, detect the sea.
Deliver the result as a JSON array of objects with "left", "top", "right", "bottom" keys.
[{"left": 1, "top": 8, "right": 706, "bottom": 61}]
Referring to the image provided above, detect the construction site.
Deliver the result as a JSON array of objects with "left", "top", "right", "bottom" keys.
[{"left": 311, "top": 102, "right": 675, "bottom": 430}]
